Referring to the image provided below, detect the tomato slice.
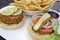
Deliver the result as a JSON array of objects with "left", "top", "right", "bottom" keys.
[
  {"left": 39, "top": 28, "right": 54, "bottom": 34},
  {"left": 32, "top": 16, "right": 53, "bottom": 34},
  {"left": 32, "top": 17, "right": 40, "bottom": 24}
]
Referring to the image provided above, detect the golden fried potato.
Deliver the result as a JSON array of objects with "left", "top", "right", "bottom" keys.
[
  {"left": 42, "top": 0, "right": 54, "bottom": 5},
  {"left": 10, "top": 0, "right": 57, "bottom": 11},
  {"left": 21, "top": 0, "right": 26, "bottom": 2}
]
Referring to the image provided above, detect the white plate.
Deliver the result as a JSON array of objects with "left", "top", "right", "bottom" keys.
[{"left": 0, "top": 8, "right": 60, "bottom": 40}]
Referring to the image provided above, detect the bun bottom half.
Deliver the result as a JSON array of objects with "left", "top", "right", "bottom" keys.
[
  {"left": 28, "top": 24, "right": 42, "bottom": 40},
  {"left": 0, "top": 16, "right": 25, "bottom": 29}
]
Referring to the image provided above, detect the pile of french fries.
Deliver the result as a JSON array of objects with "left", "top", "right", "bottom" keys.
[{"left": 10, "top": 0, "right": 57, "bottom": 11}]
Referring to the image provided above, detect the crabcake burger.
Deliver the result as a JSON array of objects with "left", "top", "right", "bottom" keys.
[{"left": 0, "top": 6, "right": 25, "bottom": 29}]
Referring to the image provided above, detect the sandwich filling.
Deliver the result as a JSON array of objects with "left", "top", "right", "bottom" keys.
[
  {"left": 29, "top": 11, "right": 60, "bottom": 40},
  {"left": 0, "top": 6, "right": 24, "bottom": 25}
]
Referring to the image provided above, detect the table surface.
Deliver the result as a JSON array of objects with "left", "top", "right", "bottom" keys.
[{"left": 0, "top": 0, "right": 60, "bottom": 12}]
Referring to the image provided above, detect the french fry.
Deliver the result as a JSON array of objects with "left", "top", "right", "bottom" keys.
[
  {"left": 29, "top": 5, "right": 42, "bottom": 10},
  {"left": 42, "top": 0, "right": 54, "bottom": 5},
  {"left": 37, "top": 0, "right": 43, "bottom": 4},
  {"left": 22, "top": 5, "right": 29, "bottom": 10},
  {"left": 15, "top": 1, "right": 31, "bottom": 5},
  {"left": 21, "top": 0, "right": 26, "bottom": 2},
  {"left": 14, "top": 0, "right": 19, "bottom": 2},
  {"left": 25, "top": 0, "right": 32, "bottom": 3},
  {"left": 29, "top": 5, "right": 37, "bottom": 11},
  {"left": 10, "top": 3, "right": 15, "bottom": 6},
  {"left": 43, "top": 0, "right": 47, "bottom": 2},
  {"left": 10, "top": 0, "right": 57, "bottom": 11},
  {"left": 41, "top": 0, "right": 57, "bottom": 10},
  {"left": 32, "top": 0, "right": 40, "bottom": 7}
]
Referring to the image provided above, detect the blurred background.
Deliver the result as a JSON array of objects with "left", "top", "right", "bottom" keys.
[{"left": 0, "top": 0, "right": 60, "bottom": 12}]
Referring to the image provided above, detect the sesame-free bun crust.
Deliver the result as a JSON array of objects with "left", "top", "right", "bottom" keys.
[
  {"left": 28, "top": 24, "right": 41, "bottom": 40},
  {"left": 0, "top": 16, "right": 25, "bottom": 29}
]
